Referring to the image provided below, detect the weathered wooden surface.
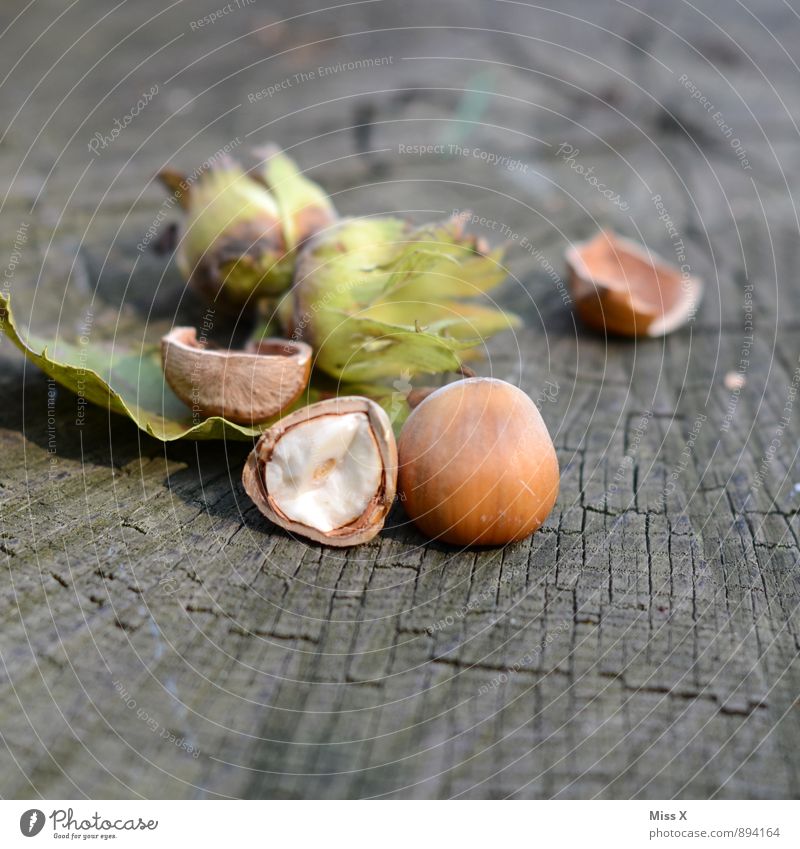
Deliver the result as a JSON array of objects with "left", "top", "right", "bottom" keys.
[{"left": 1, "top": 0, "right": 799, "bottom": 799}]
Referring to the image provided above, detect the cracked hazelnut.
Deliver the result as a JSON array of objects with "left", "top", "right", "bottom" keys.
[
  {"left": 565, "top": 230, "right": 702, "bottom": 337},
  {"left": 161, "top": 327, "right": 311, "bottom": 424},
  {"left": 242, "top": 397, "right": 398, "bottom": 546},
  {"left": 398, "top": 378, "right": 559, "bottom": 546}
]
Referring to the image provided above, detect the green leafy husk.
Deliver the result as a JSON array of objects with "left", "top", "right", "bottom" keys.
[{"left": 291, "top": 214, "right": 520, "bottom": 383}]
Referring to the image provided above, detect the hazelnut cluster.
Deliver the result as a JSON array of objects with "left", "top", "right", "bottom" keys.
[
  {"left": 157, "top": 148, "right": 702, "bottom": 547},
  {"left": 238, "top": 379, "right": 559, "bottom": 547}
]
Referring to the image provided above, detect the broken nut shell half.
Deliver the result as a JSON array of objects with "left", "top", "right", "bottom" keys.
[
  {"left": 161, "top": 327, "right": 311, "bottom": 424},
  {"left": 242, "top": 397, "right": 398, "bottom": 547},
  {"left": 565, "top": 230, "right": 702, "bottom": 337}
]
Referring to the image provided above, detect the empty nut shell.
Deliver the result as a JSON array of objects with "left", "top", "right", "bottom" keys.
[
  {"left": 161, "top": 327, "right": 311, "bottom": 424},
  {"left": 242, "top": 396, "right": 398, "bottom": 547},
  {"left": 565, "top": 230, "right": 702, "bottom": 337}
]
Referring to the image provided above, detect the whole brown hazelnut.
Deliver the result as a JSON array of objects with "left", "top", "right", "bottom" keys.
[{"left": 397, "top": 378, "right": 559, "bottom": 546}]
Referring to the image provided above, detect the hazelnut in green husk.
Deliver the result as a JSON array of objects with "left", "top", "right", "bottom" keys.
[
  {"left": 289, "top": 213, "right": 520, "bottom": 384},
  {"left": 158, "top": 148, "right": 336, "bottom": 313}
]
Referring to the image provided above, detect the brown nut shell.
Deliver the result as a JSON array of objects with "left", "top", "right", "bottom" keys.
[
  {"left": 565, "top": 230, "right": 702, "bottom": 337},
  {"left": 398, "top": 378, "right": 560, "bottom": 546},
  {"left": 242, "top": 397, "right": 398, "bottom": 547},
  {"left": 161, "top": 327, "right": 311, "bottom": 424}
]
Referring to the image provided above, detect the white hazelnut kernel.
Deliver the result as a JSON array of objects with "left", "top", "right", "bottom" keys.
[{"left": 264, "top": 412, "right": 382, "bottom": 532}]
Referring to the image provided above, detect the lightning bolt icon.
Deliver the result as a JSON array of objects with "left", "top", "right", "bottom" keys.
[{"left": 28, "top": 811, "right": 38, "bottom": 833}]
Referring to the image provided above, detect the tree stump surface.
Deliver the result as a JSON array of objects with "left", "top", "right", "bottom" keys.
[{"left": 1, "top": 0, "right": 799, "bottom": 798}]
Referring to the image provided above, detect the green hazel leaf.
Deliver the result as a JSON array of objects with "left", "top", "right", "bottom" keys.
[
  {"left": 0, "top": 291, "right": 270, "bottom": 441},
  {"left": 1, "top": 292, "right": 405, "bottom": 442},
  {"left": 353, "top": 384, "right": 413, "bottom": 430},
  {"left": 294, "top": 218, "right": 411, "bottom": 301},
  {"left": 167, "top": 148, "right": 339, "bottom": 311}
]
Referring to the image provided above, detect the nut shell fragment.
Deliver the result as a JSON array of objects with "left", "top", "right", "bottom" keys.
[
  {"left": 242, "top": 397, "right": 398, "bottom": 546},
  {"left": 565, "top": 230, "right": 702, "bottom": 337},
  {"left": 161, "top": 327, "right": 311, "bottom": 424}
]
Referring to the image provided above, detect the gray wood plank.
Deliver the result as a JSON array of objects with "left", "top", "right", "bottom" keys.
[{"left": 1, "top": 0, "right": 799, "bottom": 799}]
